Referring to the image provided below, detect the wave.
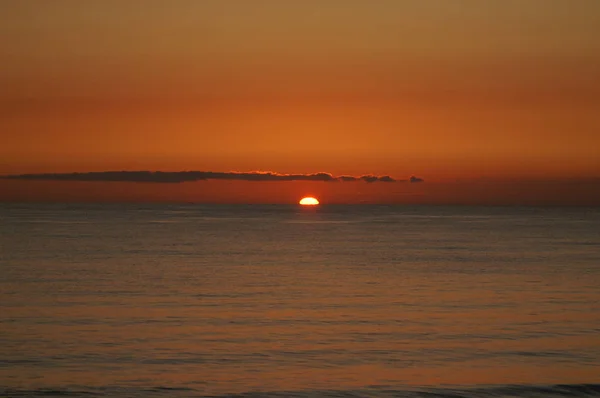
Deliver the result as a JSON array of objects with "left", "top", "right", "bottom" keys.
[{"left": 3, "top": 384, "right": 600, "bottom": 398}]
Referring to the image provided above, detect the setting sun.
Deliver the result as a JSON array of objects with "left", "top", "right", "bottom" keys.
[{"left": 299, "top": 197, "right": 319, "bottom": 206}]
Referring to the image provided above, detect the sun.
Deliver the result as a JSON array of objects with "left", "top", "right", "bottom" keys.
[{"left": 299, "top": 197, "right": 320, "bottom": 206}]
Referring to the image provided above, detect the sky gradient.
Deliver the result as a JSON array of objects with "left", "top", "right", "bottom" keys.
[{"left": 1, "top": 1, "right": 599, "bottom": 204}]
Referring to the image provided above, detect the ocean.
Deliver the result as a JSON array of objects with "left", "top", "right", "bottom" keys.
[{"left": 1, "top": 204, "right": 599, "bottom": 397}]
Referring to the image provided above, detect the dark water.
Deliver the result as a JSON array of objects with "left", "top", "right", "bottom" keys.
[{"left": 1, "top": 204, "right": 599, "bottom": 397}]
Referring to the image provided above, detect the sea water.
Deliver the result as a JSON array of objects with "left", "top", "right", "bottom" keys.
[{"left": 1, "top": 204, "right": 599, "bottom": 397}]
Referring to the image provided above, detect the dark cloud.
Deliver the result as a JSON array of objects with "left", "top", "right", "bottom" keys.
[
  {"left": 360, "top": 175, "right": 398, "bottom": 183},
  {"left": 360, "top": 175, "right": 379, "bottom": 183},
  {"left": 1, "top": 171, "right": 423, "bottom": 184}
]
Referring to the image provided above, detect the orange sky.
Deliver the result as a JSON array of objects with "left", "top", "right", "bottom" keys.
[{"left": 1, "top": 1, "right": 599, "bottom": 204}]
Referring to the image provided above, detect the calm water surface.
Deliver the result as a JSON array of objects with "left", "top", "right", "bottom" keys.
[{"left": 1, "top": 204, "right": 599, "bottom": 397}]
